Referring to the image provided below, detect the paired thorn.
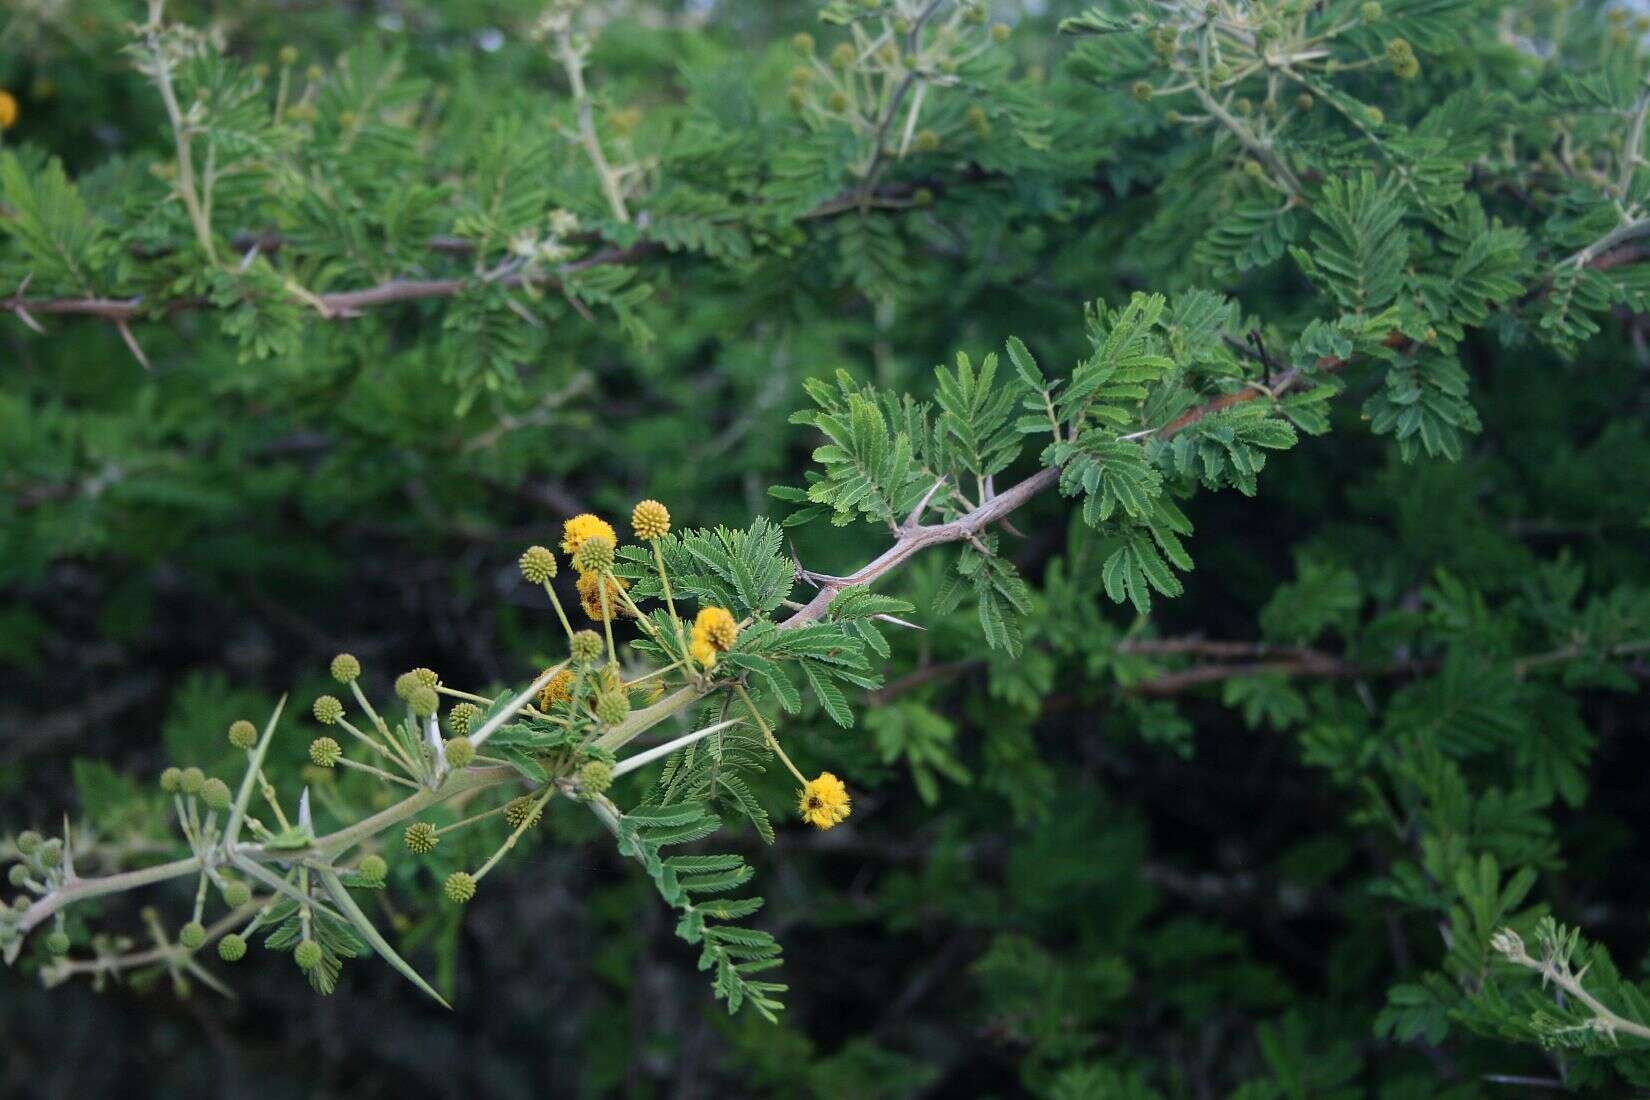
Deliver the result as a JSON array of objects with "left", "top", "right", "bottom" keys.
[{"left": 902, "top": 477, "right": 947, "bottom": 532}]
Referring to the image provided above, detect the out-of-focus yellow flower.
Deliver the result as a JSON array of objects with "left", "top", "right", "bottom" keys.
[{"left": 562, "top": 513, "right": 617, "bottom": 563}]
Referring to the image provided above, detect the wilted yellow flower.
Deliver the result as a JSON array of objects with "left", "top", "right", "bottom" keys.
[
  {"left": 576, "top": 570, "right": 630, "bottom": 622},
  {"left": 537, "top": 668, "right": 576, "bottom": 709},
  {"left": 798, "top": 772, "right": 851, "bottom": 830},
  {"left": 562, "top": 514, "right": 617, "bottom": 563}
]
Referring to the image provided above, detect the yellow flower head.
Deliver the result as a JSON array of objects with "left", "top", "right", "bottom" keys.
[
  {"left": 576, "top": 569, "right": 631, "bottom": 622},
  {"left": 0, "top": 91, "right": 17, "bottom": 131},
  {"left": 799, "top": 772, "right": 851, "bottom": 830},
  {"left": 689, "top": 636, "right": 718, "bottom": 671},
  {"left": 537, "top": 668, "right": 576, "bottom": 709},
  {"left": 562, "top": 513, "right": 617, "bottom": 564},
  {"left": 692, "top": 606, "right": 739, "bottom": 652}
]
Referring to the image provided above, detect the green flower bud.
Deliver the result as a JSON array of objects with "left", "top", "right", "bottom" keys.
[
  {"left": 228, "top": 720, "right": 258, "bottom": 749},
  {"left": 595, "top": 691, "right": 630, "bottom": 727},
  {"left": 448, "top": 702, "right": 481, "bottom": 736},
  {"left": 15, "top": 831, "right": 41, "bottom": 855},
  {"left": 8, "top": 865, "right": 29, "bottom": 887},
  {"left": 572, "top": 534, "right": 615, "bottom": 575},
  {"left": 827, "top": 90, "right": 850, "bottom": 112},
  {"left": 409, "top": 685, "right": 439, "bottom": 718},
  {"left": 394, "top": 671, "right": 421, "bottom": 699},
  {"left": 792, "top": 32, "right": 814, "bottom": 54},
  {"left": 1132, "top": 81, "right": 1154, "bottom": 103},
  {"left": 830, "top": 42, "right": 856, "bottom": 68},
  {"left": 180, "top": 767, "right": 206, "bottom": 796},
  {"left": 519, "top": 545, "right": 557, "bottom": 584},
  {"left": 357, "top": 854, "right": 388, "bottom": 885},
  {"left": 912, "top": 187, "right": 934, "bottom": 206},
  {"left": 294, "top": 940, "right": 323, "bottom": 970},
  {"left": 330, "top": 653, "right": 361, "bottom": 683},
  {"left": 38, "top": 841, "right": 61, "bottom": 869},
  {"left": 412, "top": 667, "right": 439, "bottom": 689},
  {"left": 218, "top": 933, "right": 247, "bottom": 962},
  {"left": 46, "top": 931, "right": 70, "bottom": 955},
  {"left": 505, "top": 796, "right": 543, "bottom": 829},
  {"left": 278, "top": 45, "right": 300, "bottom": 66},
  {"left": 1360, "top": 1, "right": 1381, "bottom": 19},
  {"left": 1296, "top": 93, "right": 1313, "bottom": 111},
  {"left": 313, "top": 695, "right": 344, "bottom": 725},
  {"left": 179, "top": 921, "right": 207, "bottom": 950},
  {"left": 309, "top": 737, "right": 342, "bottom": 767},
  {"left": 404, "top": 821, "right": 439, "bottom": 854},
  {"left": 991, "top": 24, "right": 1010, "bottom": 43},
  {"left": 222, "top": 880, "right": 252, "bottom": 907},
  {"left": 202, "top": 778, "right": 232, "bottom": 812},
  {"left": 570, "top": 630, "right": 603, "bottom": 664},
  {"left": 579, "top": 760, "right": 614, "bottom": 796},
  {"left": 443, "top": 737, "right": 476, "bottom": 768},
  {"left": 160, "top": 767, "right": 183, "bottom": 793},
  {"left": 914, "top": 129, "right": 940, "bottom": 152},
  {"left": 443, "top": 871, "right": 477, "bottom": 904}
]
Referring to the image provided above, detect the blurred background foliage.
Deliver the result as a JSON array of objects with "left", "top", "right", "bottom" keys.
[{"left": 2, "top": 0, "right": 1650, "bottom": 1096}]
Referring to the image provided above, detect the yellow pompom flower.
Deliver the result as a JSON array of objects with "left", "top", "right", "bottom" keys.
[
  {"left": 631, "top": 499, "right": 670, "bottom": 541},
  {"left": 537, "top": 668, "right": 576, "bottom": 709},
  {"left": 562, "top": 513, "right": 617, "bottom": 564},
  {"left": 0, "top": 91, "right": 17, "bottom": 131},
  {"left": 576, "top": 570, "right": 631, "bottom": 622},
  {"left": 693, "top": 606, "right": 739, "bottom": 652},
  {"left": 798, "top": 772, "right": 851, "bottom": 830}
]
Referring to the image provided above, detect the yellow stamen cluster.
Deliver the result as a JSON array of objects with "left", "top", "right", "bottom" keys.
[
  {"left": 798, "top": 772, "right": 851, "bottom": 830},
  {"left": 689, "top": 604, "right": 739, "bottom": 670},
  {"left": 0, "top": 91, "right": 17, "bottom": 131},
  {"left": 537, "top": 668, "right": 576, "bottom": 709}
]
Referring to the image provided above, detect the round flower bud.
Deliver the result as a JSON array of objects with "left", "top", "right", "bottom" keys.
[
  {"left": 409, "top": 685, "right": 439, "bottom": 718},
  {"left": 1360, "top": 1, "right": 1382, "bottom": 20},
  {"left": 404, "top": 821, "right": 439, "bottom": 854},
  {"left": 579, "top": 760, "right": 614, "bottom": 797},
  {"left": 830, "top": 42, "right": 855, "bottom": 68},
  {"left": 180, "top": 767, "right": 206, "bottom": 796},
  {"left": 1365, "top": 105, "right": 1384, "bottom": 126},
  {"left": 1296, "top": 93, "right": 1313, "bottom": 111},
  {"left": 443, "top": 871, "right": 477, "bottom": 904},
  {"left": 309, "top": 737, "right": 342, "bottom": 767},
  {"left": 8, "top": 865, "right": 28, "bottom": 887},
  {"left": 519, "top": 544, "right": 558, "bottom": 584},
  {"left": 570, "top": 630, "right": 603, "bottom": 664},
  {"left": 827, "top": 90, "right": 850, "bottom": 112},
  {"left": 631, "top": 500, "right": 670, "bottom": 541},
  {"left": 1243, "top": 159, "right": 1265, "bottom": 178},
  {"left": 1131, "top": 81, "right": 1153, "bottom": 103},
  {"left": 15, "top": 831, "right": 41, "bottom": 856},
  {"left": 412, "top": 667, "right": 440, "bottom": 689},
  {"left": 357, "top": 854, "right": 388, "bottom": 885},
  {"left": 228, "top": 720, "right": 258, "bottom": 749},
  {"left": 160, "top": 767, "right": 182, "bottom": 793},
  {"left": 444, "top": 737, "right": 476, "bottom": 768},
  {"left": 278, "top": 45, "right": 300, "bottom": 66},
  {"left": 330, "top": 653, "right": 361, "bottom": 683},
  {"left": 394, "top": 671, "right": 421, "bottom": 699},
  {"left": 218, "top": 934, "right": 247, "bottom": 962},
  {"left": 312, "top": 695, "right": 344, "bottom": 725},
  {"left": 46, "top": 931, "right": 70, "bottom": 956},
  {"left": 792, "top": 32, "right": 814, "bottom": 54},
  {"left": 222, "top": 880, "right": 252, "bottom": 907},
  {"left": 573, "top": 534, "right": 616, "bottom": 575},
  {"left": 294, "top": 940, "right": 323, "bottom": 971},
  {"left": 594, "top": 691, "right": 630, "bottom": 727},
  {"left": 914, "top": 129, "right": 940, "bottom": 152},
  {"left": 38, "top": 842, "right": 61, "bottom": 869},
  {"left": 447, "top": 701, "right": 481, "bottom": 735},
  {"left": 505, "top": 796, "right": 542, "bottom": 829},
  {"left": 991, "top": 23, "right": 1010, "bottom": 43},
  {"left": 179, "top": 922, "right": 207, "bottom": 950},
  {"left": 202, "top": 778, "right": 232, "bottom": 812}
]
